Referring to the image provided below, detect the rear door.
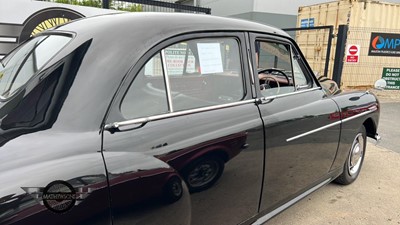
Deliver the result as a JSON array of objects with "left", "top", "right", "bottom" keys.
[
  {"left": 102, "top": 33, "right": 265, "bottom": 225},
  {"left": 250, "top": 33, "right": 341, "bottom": 215}
]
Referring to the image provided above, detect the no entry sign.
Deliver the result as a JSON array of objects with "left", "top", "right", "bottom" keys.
[{"left": 346, "top": 44, "right": 360, "bottom": 63}]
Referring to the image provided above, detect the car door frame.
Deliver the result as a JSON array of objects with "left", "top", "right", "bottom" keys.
[{"left": 247, "top": 31, "right": 342, "bottom": 223}]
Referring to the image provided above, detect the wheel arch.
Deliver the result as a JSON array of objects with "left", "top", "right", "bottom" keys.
[{"left": 363, "top": 117, "right": 377, "bottom": 139}]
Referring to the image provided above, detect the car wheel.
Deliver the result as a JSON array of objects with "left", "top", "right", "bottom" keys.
[
  {"left": 163, "top": 176, "right": 183, "bottom": 203},
  {"left": 334, "top": 126, "right": 367, "bottom": 185},
  {"left": 183, "top": 155, "right": 224, "bottom": 193}
]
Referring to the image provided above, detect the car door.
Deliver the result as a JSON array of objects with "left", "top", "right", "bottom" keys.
[
  {"left": 102, "top": 33, "right": 265, "bottom": 225},
  {"left": 249, "top": 33, "right": 341, "bottom": 216}
]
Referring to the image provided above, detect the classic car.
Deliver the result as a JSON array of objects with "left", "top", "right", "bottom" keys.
[{"left": 0, "top": 13, "right": 380, "bottom": 225}]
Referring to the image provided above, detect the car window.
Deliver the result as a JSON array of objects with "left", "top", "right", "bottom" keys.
[
  {"left": 165, "top": 38, "right": 244, "bottom": 111},
  {"left": 292, "top": 57, "right": 308, "bottom": 86},
  {"left": 120, "top": 53, "right": 169, "bottom": 119},
  {"left": 121, "top": 37, "right": 245, "bottom": 119},
  {"left": 0, "top": 35, "right": 71, "bottom": 99},
  {"left": 256, "top": 41, "right": 295, "bottom": 96}
]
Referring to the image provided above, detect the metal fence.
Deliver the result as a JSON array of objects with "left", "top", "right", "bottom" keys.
[
  {"left": 341, "top": 27, "right": 400, "bottom": 87},
  {"left": 111, "top": 0, "right": 211, "bottom": 14},
  {"left": 284, "top": 26, "right": 334, "bottom": 79},
  {"left": 40, "top": 0, "right": 211, "bottom": 14}
]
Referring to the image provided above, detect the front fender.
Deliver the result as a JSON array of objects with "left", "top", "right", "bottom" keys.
[{"left": 330, "top": 91, "right": 380, "bottom": 170}]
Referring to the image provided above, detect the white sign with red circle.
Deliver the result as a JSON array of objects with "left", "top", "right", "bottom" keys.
[{"left": 346, "top": 44, "right": 360, "bottom": 63}]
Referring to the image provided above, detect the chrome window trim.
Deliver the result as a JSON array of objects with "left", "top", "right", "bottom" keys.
[
  {"left": 286, "top": 109, "right": 377, "bottom": 142},
  {"left": 248, "top": 48, "right": 255, "bottom": 85},
  {"left": 161, "top": 49, "right": 174, "bottom": 112},
  {"left": 252, "top": 178, "right": 331, "bottom": 225},
  {"left": 105, "top": 99, "right": 256, "bottom": 130},
  {"left": 262, "top": 87, "right": 321, "bottom": 102}
]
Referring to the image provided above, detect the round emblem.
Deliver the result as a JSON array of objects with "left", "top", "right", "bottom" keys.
[{"left": 42, "top": 180, "right": 76, "bottom": 213}]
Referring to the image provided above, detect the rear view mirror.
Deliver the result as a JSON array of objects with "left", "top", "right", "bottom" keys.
[{"left": 374, "top": 79, "right": 387, "bottom": 90}]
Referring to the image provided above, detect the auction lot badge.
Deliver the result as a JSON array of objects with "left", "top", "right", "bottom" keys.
[{"left": 382, "top": 68, "right": 400, "bottom": 90}]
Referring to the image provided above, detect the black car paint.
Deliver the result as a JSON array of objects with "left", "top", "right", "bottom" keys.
[{"left": 0, "top": 13, "right": 379, "bottom": 225}]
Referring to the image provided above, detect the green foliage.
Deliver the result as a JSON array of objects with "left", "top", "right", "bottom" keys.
[{"left": 53, "top": 0, "right": 142, "bottom": 12}]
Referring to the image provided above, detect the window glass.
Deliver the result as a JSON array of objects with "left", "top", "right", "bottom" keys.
[
  {"left": 0, "top": 35, "right": 71, "bottom": 98},
  {"left": 164, "top": 38, "right": 244, "bottom": 111},
  {"left": 121, "top": 53, "right": 169, "bottom": 119},
  {"left": 121, "top": 37, "right": 245, "bottom": 119},
  {"left": 292, "top": 57, "right": 308, "bottom": 86},
  {"left": 256, "top": 41, "right": 295, "bottom": 96}
]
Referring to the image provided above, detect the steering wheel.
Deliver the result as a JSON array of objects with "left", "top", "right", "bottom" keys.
[
  {"left": 260, "top": 75, "right": 280, "bottom": 92},
  {"left": 258, "top": 68, "right": 290, "bottom": 85}
]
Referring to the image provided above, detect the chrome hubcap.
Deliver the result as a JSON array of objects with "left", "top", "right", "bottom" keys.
[{"left": 348, "top": 133, "right": 364, "bottom": 176}]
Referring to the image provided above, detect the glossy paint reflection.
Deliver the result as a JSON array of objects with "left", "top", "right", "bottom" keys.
[
  {"left": 104, "top": 104, "right": 264, "bottom": 225},
  {"left": 103, "top": 152, "right": 190, "bottom": 225},
  {"left": 0, "top": 152, "right": 109, "bottom": 225}
]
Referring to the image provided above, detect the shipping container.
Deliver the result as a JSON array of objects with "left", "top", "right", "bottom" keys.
[{"left": 297, "top": 0, "right": 400, "bottom": 88}]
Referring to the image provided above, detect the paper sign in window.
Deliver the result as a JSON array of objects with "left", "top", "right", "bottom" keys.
[{"left": 197, "top": 43, "right": 223, "bottom": 74}]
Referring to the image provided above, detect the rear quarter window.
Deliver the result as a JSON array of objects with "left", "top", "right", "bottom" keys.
[{"left": 0, "top": 35, "right": 71, "bottom": 99}]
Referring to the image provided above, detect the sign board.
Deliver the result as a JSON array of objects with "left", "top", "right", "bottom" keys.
[
  {"left": 382, "top": 68, "right": 400, "bottom": 90},
  {"left": 300, "top": 19, "right": 309, "bottom": 28},
  {"left": 368, "top": 32, "right": 400, "bottom": 57},
  {"left": 300, "top": 18, "right": 315, "bottom": 28},
  {"left": 197, "top": 43, "right": 223, "bottom": 74},
  {"left": 309, "top": 18, "right": 315, "bottom": 27},
  {"left": 346, "top": 44, "right": 360, "bottom": 63}
]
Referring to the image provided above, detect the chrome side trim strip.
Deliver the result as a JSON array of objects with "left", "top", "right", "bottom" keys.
[
  {"left": 341, "top": 110, "right": 375, "bottom": 123},
  {"left": 252, "top": 178, "right": 331, "bottom": 225},
  {"left": 161, "top": 49, "right": 174, "bottom": 112},
  {"left": 263, "top": 87, "right": 321, "bottom": 101},
  {"left": 286, "top": 109, "right": 376, "bottom": 142},
  {"left": 105, "top": 99, "right": 256, "bottom": 130},
  {"left": 286, "top": 120, "right": 341, "bottom": 142}
]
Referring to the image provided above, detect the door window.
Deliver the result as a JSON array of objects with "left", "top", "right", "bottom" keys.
[
  {"left": 121, "top": 37, "right": 245, "bottom": 119},
  {"left": 120, "top": 53, "right": 169, "bottom": 119},
  {"left": 255, "top": 40, "right": 312, "bottom": 97}
]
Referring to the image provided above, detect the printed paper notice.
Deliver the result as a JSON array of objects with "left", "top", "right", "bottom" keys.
[{"left": 197, "top": 43, "right": 223, "bottom": 74}]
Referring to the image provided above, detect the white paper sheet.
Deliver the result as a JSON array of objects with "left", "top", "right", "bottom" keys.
[{"left": 197, "top": 43, "right": 223, "bottom": 74}]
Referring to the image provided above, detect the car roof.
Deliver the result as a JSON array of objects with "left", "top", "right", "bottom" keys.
[
  {"left": 56, "top": 12, "right": 289, "bottom": 39},
  {"left": 36, "top": 13, "right": 292, "bottom": 130}
]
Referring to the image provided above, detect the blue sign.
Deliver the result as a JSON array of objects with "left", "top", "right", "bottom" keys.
[
  {"left": 309, "top": 18, "right": 315, "bottom": 27},
  {"left": 300, "top": 18, "right": 309, "bottom": 28}
]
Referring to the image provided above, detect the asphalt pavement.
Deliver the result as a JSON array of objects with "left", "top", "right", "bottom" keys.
[
  {"left": 267, "top": 95, "right": 400, "bottom": 225},
  {"left": 378, "top": 102, "right": 400, "bottom": 153}
]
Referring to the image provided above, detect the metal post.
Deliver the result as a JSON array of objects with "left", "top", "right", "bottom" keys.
[
  {"left": 323, "top": 26, "right": 334, "bottom": 78},
  {"left": 332, "top": 25, "right": 349, "bottom": 88},
  {"left": 103, "top": 0, "right": 110, "bottom": 9}
]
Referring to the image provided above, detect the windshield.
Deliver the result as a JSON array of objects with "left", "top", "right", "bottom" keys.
[{"left": 0, "top": 35, "right": 71, "bottom": 99}]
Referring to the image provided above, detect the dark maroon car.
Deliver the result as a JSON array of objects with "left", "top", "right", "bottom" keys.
[{"left": 0, "top": 13, "right": 380, "bottom": 225}]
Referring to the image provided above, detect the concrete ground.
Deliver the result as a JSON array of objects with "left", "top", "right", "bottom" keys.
[
  {"left": 268, "top": 91, "right": 400, "bottom": 225},
  {"left": 268, "top": 143, "right": 400, "bottom": 225}
]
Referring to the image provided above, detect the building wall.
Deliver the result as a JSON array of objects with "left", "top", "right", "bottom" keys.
[
  {"left": 199, "top": 0, "right": 254, "bottom": 17},
  {"left": 230, "top": 12, "right": 297, "bottom": 29}
]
